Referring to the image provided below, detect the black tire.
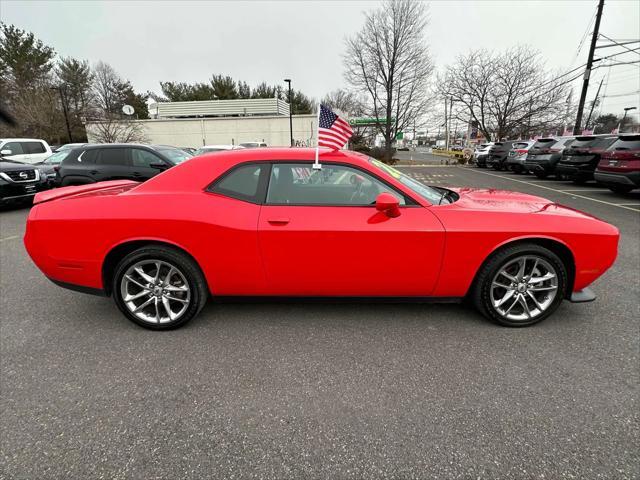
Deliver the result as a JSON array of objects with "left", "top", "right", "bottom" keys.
[
  {"left": 533, "top": 170, "right": 548, "bottom": 179},
  {"left": 608, "top": 184, "right": 634, "bottom": 194},
  {"left": 471, "top": 243, "right": 567, "bottom": 327},
  {"left": 112, "top": 246, "right": 208, "bottom": 330}
]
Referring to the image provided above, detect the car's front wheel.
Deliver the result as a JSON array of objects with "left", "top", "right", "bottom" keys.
[
  {"left": 472, "top": 244, "right": 567, "bottom": 327},
  {"left": 112, "top": 246, "right": 208, "bottom": 330}
]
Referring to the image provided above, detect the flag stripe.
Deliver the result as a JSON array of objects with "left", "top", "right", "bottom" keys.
[
  {"left": 317, "top": 104, "right": 353, "bottom": 151},
  {"left": 319, "top": 128, "right": 350, "bottom": 143},
  {"left": 319, "top": 136, "right": 347, "bottom": 149}
]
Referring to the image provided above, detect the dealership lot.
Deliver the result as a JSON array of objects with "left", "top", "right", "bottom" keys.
[{"left": 1, "top": 167, "right": 638, "bottom": 479}]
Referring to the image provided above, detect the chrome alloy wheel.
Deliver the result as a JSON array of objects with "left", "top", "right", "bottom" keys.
[
  {"left": 120, "top": 260, "right": 191, "bottom": 325},
  {"left": 490, "top": 255, "right": 558, "bottom": 322}
]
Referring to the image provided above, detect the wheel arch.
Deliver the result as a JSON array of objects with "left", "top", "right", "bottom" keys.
[
  {"left": 468, "top": 236, "right": 576, "bottom": 299},
  {"left": 101, "top": 238, "right": 209, "bottom": 296}
]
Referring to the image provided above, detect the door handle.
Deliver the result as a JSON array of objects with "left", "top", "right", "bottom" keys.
[
  {"left": 267, "top": 218, "right": 290, "bottom": 225},
  {"left": 132, "top": 171, "right": 142, "bottom": 176},
  {"left": 90, "top": 170, "right": 98, "bottom": 175}
]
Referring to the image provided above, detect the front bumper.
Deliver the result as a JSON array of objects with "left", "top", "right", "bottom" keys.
[
  {"left": 0, "top": 180, "right": 49, "bottom": 204},
  {"left": 594, "top": 171, "right": 640, "bottom": 187}
]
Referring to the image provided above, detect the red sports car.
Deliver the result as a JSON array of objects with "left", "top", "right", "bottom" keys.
[{"left": 24, "top": 148, "right": 619, "bottom": 330}]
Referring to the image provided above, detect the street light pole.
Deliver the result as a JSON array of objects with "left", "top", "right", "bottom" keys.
[
  {"left": 621, "top": 107, "right": 637, "bottom": 133},
  {"left": 284, "top": 78, "right": 293, "bottom": 147},
  {"left": 51, "top": 86, "right": 73, "bottom": 143}
]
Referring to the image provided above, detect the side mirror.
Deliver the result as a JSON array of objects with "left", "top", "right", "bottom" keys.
[
  {"left": 375, "top": 192, "right": 401, "bottom": 218},
  {"left": 1, "top": 149, "right": 12, "bottom": 156},
  {"left": 149, "top": 162, "right": 169, "bottom": 170}
]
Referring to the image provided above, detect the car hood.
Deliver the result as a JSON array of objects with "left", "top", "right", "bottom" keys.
[
  {"left": 446, "top": 187, "right": 593, "bottom": 217},
  {"left": 0, "top": 160, "right": 35, "bottom": 172}
]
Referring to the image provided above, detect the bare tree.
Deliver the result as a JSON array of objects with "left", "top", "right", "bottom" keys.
[
  {"left": 321, "top": 89, "right": 366, "bottom": 117},
  {"left": 344, "top": 0, "right": 433, "bottom": 161},
  {"left": 89, "top": 61, "right": 147, "bottom": 143},
  {"left": 440, "top": 46, "right": 571, "bottom": 140}
]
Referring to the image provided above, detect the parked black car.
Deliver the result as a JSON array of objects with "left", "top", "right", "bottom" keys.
[
  {"left": 486, "top": 141, "right": 515, "bottom": 170},
  {"left": 0, "top": 158, "right": 50, "bottom": 206},
  {"left": 555, "top": 136, "right": 617, "bottom": 184},
  {"left": 57, "top": 144, "right": 193, "bottom": 186},
  {"left": 524, "top": 137, "right": 575, "bottom": 179}
]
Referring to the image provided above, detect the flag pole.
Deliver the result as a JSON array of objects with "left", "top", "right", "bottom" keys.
[{"left": 313, "top": 103, "right": 322, "bottom": 170}]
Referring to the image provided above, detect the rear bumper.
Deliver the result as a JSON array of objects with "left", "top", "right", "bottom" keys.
[
  {"left": 570, "top": 288, "right": 596, "bottom": 303},
  {"left": 594, "top": 171, "right": 640, "bottom": 187},
  {"left": 555, "top": 163, "right": 595, "bottom": 179}
]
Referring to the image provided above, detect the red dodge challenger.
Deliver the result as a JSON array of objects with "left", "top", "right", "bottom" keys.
[{"left": 24, "top": 148, "right": 619, "bottom": 330}]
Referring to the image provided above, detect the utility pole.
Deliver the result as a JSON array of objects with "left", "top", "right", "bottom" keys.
[
  {"left": 574, "top": 0, "right": 605, "bottom": 135},
  {"left": 444, "top": 98, "right": 449, "bottom": 151},
  {"left": 284, "top": 78, "right": 293, "bottom": 147},
  {"left": 584, "top": 77, "right": 604, "bottom": 131}
]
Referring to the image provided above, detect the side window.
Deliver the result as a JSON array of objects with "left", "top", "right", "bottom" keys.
[
  {"left": 209, "top": 164, "right": 265, "bottom": 203},
  {"left": 96, "top": 148, "right": 130, "bottom": 166},
  {"left": 2, "top": 142, "right": 24, "bottom": 155},
  {"left": 131, "top": 148, "right": 162, "bottom": 168},
  {"left": 78, "top": 149, "right": 98, "bottom": 163},
  {"left": 266, "top": 164, "right": 405, "bottom": 206},
  {"left": 22, "top": 141, "right": 46, "bottom": 154}
]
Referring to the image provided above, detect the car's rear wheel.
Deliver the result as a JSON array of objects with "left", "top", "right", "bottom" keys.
[
  {"left": 608, "top": 184, "right": 634, "bottom": 194},
  {"left": 472, "top": 244, "right": 567, "bottom": 327},
  {"left": 112, "top": 246, "right": 208, "bottom": 330}
]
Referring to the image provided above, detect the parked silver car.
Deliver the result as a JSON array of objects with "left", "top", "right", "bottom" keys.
[
  {"left": 473, "top": 142, "right": 494, "bottom": 167},
  {"left": 505, "top": 140, "right": 536, "bottom": 173}
]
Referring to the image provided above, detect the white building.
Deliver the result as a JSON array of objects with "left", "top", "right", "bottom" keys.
[{"left": 86, "top": 98, "right": 318, "bottom": 148}]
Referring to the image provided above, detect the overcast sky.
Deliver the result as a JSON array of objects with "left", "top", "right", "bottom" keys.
[{"left": 2, "top": 0, "right": 639, "bottom": 117}]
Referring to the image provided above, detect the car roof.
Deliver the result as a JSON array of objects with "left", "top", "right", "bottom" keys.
[
  {"left": 200, "top": 145, "right": 244, "bottom": 149},
  {"left": 0, "top": 138, "right": 47, "bottom": 142},
  {"left": 135, "top": 148, "right": 372, "bottom": 194}
]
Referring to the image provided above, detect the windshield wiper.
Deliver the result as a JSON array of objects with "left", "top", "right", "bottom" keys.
[{"left": 437, "top": 189, "right": 449, "bottom": 205}]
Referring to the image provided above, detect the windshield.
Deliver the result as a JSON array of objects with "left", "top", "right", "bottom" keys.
[
  {"left": 368, "top": 158, "right": 449, "bottom": 204},
  {"left": 43, "top": 150, "right": 70, "bottom": 164},
  {"left": 157, "top": 147, "right": 192, "bottom": 164}
]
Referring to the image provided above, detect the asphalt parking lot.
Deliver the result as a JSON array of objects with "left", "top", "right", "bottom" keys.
[{"left": 1, "top": 167, "right": 638, "bottom": 479}]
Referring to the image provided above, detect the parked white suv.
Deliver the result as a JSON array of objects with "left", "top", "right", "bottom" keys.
[{"left": 0, "top": 139, "right": 52, "bottom": 164}]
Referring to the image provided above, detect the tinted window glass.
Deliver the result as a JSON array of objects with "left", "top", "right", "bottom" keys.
[
  {"left": 2, "top": 142, "right": 24, "bottom": 155},
  {"left": 44, "top": 151, "right": 70, "bottom": 164},
  {"left": 552, "top": 138, "right": 574, "bottom": 149},
  {"left": 513, "top": 142, "right": 530, "bottom": 149},
  {"left": 609, "top": 136, "right": 640, "bottom": 150},
  {"left": 23, "top": 141, "right": 46, "bottom": 154},
  {"left": 267, "top": 164, "right": 405, "bottom": 206},
  {"left": 131, "top": 148, "right": 162, "bottom": 167},
  {"left": 156, "top": 147, "right": 191, "bottom": 164},
  {"left": 97, "top": 148, "right": 130, "bottom": 166},
  {"left": 532, "top": 139, "right": 556, "bottom": 148},
  {"left": 211, "top": 164, "right": 264, "bottom": 202},
  {"left": 77, "top": 149, "right": 98, "bottom": 164}
]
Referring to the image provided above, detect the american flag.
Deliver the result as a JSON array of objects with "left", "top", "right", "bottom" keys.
[{"left": 318, "top": 104, "right": 353, "bottom": 150}]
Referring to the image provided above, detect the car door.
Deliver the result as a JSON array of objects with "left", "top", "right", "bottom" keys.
[
  {"left": 0, "top": 142, "right": 31, "bottom": 163},
  {"left": 257, "top": 162, "right": 445, "bottom": 296},
  {"left": 93, "top": 148, "right": 132, "bottom": 181},
  {"left": 130, "top": 148, "right": 169, "bottom": 181}
]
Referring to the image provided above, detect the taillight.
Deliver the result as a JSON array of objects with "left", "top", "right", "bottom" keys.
[
  {"left": 516, "top": 149, "right": 528, "bottom": 155},
  {"left": 53, "top": 166, "right": 59, "bottom": 172},
  {"left": 549, "top": 148, "right": 561, "bottom": 153}
]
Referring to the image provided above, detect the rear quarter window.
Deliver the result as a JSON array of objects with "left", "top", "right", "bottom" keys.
[
  {"left": 22, "top": 141, "right": 46, "bottom": 154},
  {"left": 609, "top": 136, "right": 640, "bottom": 150}
]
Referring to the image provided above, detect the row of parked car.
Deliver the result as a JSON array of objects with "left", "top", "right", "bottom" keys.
[
  {"left": 0, "top": 138, "right": 268, "bottom": 206},
  {"left": 473, "top": 134, "right": 640, "bottom": 194}
]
